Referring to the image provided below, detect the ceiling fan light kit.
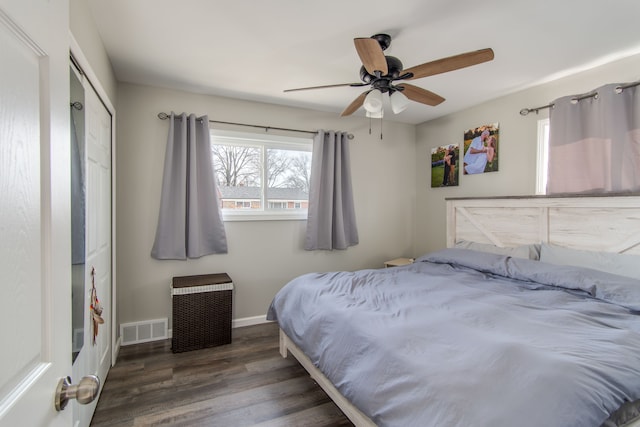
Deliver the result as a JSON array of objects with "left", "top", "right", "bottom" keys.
[
  {"left": 390, "top": 90, "right": 410, "bottom": 114},
  {"left": 366, "top": 109, "right": 384, "bottom": 119},
  {"left": 363, "top": 89, "right": 383, "bottom": 113},
  {"left": 285, "top": 33, "right": 494, "bottom": 118}
]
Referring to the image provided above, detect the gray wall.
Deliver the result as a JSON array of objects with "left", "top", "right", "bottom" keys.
[
  {"left": 69, "top": 0, "right": 117, "bottom": 104},
  {"left": 414, "top": 53, "right": 640, "bottom": 256},
  {"left": 115, "top": 83, "right": 416, "bottom": 325}
]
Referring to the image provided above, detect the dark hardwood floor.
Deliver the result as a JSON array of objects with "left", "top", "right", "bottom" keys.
[{"left": 90, "top": 322, "right": 353, "bottom": 427}]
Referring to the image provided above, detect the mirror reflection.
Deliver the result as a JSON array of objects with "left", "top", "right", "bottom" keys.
[{"left": 70, "top": 68, "right": 85, "bottom": 363}]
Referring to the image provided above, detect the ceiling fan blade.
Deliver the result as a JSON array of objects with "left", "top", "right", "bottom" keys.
[
  {"left": 402, "top": 48, "right": 494, "bottom": 80},
  {"left": 341, "top": 91, "right": 369, "bottom": 117},
  {"left": 396, "top": 84, "right": 445, "bottom": 106},
  {"left": 354, "top": 38, "right": 388, "bottom": 75},
  {"left": 284, "top": 82, "right": 365, "bottom": 93}
]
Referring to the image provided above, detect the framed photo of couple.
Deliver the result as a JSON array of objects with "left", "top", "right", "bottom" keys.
[
  {"left": 430, "top": 144, "right": 460, "bottom": 187},
  {"left": 462, "top": 123, "right": 499, "bottom": 175}
]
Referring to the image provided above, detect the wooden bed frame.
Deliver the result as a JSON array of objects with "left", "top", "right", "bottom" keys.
[
  {"left": 278, "top": 330, "right": 376, "bottom": 426},
  {"left": 447, "top": 195, "right": 640, "bottom": 255},
  {"left": 278, "top": 195, "right": 640, "bottom": 427}
]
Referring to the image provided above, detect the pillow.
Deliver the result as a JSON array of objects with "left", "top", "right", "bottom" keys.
[
  {"left": 424, "top": 248, "right": 640, "bottom": 311},
  {"left": 454, "top": 240, "right": 540, "bottom": 260},
  {"left": 422, "top": 248, "right": 510, "bottom": 277},
  {"left": 539, "top": 243, "right": 640, "bottom": 281},
  {"left": 509, "top": 255, "right": 640, "bottom": 311}
]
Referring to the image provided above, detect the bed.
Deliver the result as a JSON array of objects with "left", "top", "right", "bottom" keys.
[{"left": 267, "top": 195, "right": 640, "bottom": 427}]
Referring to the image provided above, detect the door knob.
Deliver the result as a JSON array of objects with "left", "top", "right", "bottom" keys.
[{"left": 54, "top": 375, "right": 100, "bottom": 411}]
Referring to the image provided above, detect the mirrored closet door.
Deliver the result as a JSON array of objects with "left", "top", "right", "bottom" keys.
[{"left": 70, "top": 60, "right": 113, "bottom": 427}]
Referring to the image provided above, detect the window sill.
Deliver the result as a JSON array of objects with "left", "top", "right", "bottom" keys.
[{"left": 222, "top": 210, "right": 308, "bottom": 222}]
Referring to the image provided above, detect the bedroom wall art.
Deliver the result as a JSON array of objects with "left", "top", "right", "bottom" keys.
[
  {"left": 463, "top": 122, "right": 499, "bottom": 175},
  {"left": 431, "top": 143, "right": 460, "bottom": 187}
]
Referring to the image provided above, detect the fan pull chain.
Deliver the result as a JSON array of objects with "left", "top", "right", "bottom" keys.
[{"left": 368, "top": 115, "right": 383, "bottom": 140}]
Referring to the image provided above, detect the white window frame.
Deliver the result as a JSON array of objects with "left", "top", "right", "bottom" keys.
[
  {"left": 210, "top": 128, "right": 313, "bottom": 221},
  {"left": 536, "top": 118, "right": 550, "bottom": 195}
]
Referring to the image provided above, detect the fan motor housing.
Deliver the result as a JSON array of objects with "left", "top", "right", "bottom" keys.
[
  {"left": 371, "top": 33, "right": 391, "bottom": 51},
  {"left": 359, "top": 56, "right": 404, "bottom": 84},
  {"left": 385, "top": 56, "right": 403, "bottom": 78}
]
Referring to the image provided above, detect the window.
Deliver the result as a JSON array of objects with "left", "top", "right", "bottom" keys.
[
  {"left": 536, "top": 118, "right": 550, "bottom": 195},
  {"left": 210, "top": 129, "right": 313, "bottom": 220}
]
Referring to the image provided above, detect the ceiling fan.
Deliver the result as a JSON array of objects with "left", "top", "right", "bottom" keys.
[{"left": 284, "top": 34, "right": 494, "bottom": 117}]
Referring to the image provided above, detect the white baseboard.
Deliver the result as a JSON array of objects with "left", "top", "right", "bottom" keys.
[
  {"left": 123, "top": 315, "right": 273, "bottom": 344},
  {"left": 233, "top": 314, "right": 272, "bottom": 328},
  {"left": 165, "top": 315, "right": 272, "bottom": 338}
]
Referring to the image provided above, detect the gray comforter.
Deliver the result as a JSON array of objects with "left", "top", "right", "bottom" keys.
[{"left": 267, "top": 249, "right": 640, "bottom": 427}]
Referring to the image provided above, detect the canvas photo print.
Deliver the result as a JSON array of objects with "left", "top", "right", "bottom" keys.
[
  {"left": 463, "top": 123, "right": 499, "bottom": 174},
  {"left": 431, "top": 144, "right": 459, "bottom": 187}
]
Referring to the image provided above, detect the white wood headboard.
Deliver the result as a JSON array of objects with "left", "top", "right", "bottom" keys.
[{"left": 446, "top": 195, "right": 640, "bottom": 255}]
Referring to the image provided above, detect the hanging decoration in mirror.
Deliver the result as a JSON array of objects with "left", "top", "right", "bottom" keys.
[{"left": 90, "top": 267, "right": 104, "bottom": 345}]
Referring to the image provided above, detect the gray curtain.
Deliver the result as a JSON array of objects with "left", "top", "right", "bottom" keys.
[
  {"left": 151, "top": 112, "right": 227, "bottom": 259},
  {"left": 305, "top": 130, "right": 358, "bottom": 250},
  {"left": 548, "top": 82, "right": 640, "bottom": 194}
]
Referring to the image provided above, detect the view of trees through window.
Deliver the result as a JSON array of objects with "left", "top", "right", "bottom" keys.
[
  {"left": 210, "top": 133, "right": 312, "bottom": 213},
  {"left": 212, "top": 144, "right": 261, "bottom": 187}
]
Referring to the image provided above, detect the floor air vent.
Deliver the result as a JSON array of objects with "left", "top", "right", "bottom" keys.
[{"left": 120, "top": 318, "right": 168, "bottom": 346}]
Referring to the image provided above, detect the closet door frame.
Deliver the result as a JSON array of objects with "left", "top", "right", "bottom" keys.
[{"left": 69, "top": 34, "right": 118, "bottom": 366}]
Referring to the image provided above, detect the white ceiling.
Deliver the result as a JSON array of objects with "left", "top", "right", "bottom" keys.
[{"left": 88, "top": 0, "right": 640, "bottom": 125}]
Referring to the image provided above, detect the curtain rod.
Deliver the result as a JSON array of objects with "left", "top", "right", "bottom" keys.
[
  {"left": 157, "top": 112, "right": 354, "bottom": 140},
  {"left": 519, "top": 80, "right": 640, "bottom": 116}
]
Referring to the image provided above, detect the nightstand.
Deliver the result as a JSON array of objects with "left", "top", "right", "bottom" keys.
[{"left": 384, "top": 257, "right": 414, "bottom": 268}]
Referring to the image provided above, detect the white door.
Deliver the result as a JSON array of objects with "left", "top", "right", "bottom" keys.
[
  {"left": 70, "top": 69, "right": 112, "bottom": 427},
  {"left": 0, "top": 1, "right": 73, "bottom": 427}
]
